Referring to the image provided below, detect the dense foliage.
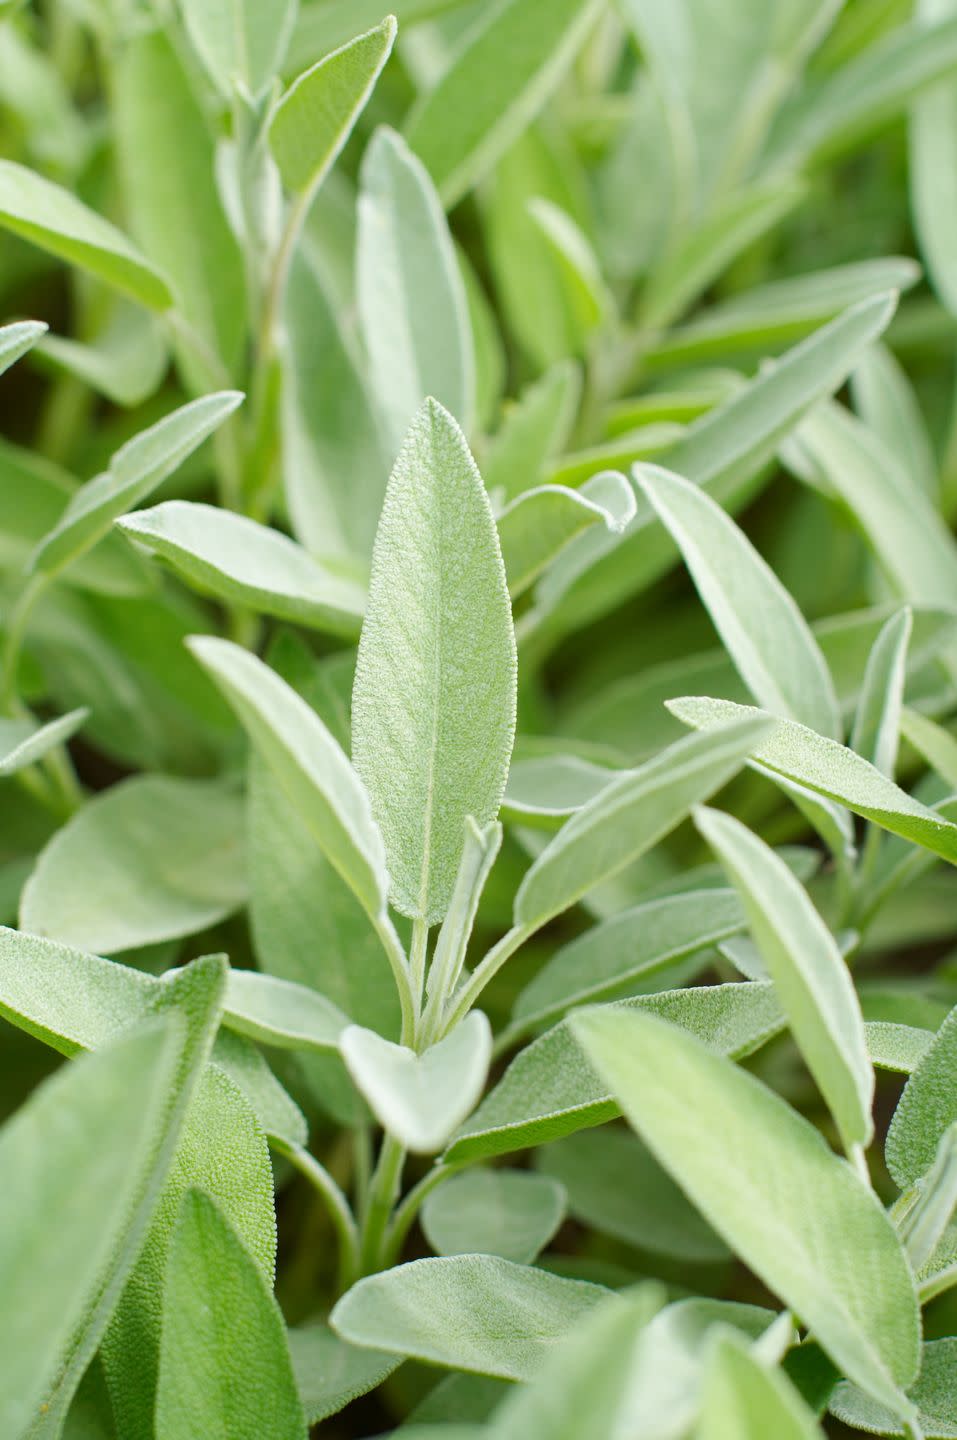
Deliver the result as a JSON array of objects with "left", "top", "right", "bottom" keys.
[{"left": 4, "top": 0, "right": 957, "bottom": 1436}]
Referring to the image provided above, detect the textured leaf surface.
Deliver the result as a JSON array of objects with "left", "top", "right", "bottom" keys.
[
  {"left": 352, "top": 400, "right": 516, "bottom": 923},
  {"left": 224, "top": 970, "right": 348, "bottom": 1054},
  {"left": 422, "top": 1170, "right": 566, "bottom": 1264},
  {"left": 830, "top": 1339, "right": 957, "bottom": 1438},
  {"left": 498, "top": 472, "right": 635, "bottom": 598},
  {"left": 288, "top": 1324, "right": 400, "bottom": 1425},
  {"left": 887, "top": 1006, "right": 957, "bottom": 1189}
]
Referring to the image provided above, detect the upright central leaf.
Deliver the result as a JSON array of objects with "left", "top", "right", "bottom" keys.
[{"left": 352, "top": 398, "right": 517, "bottom": 923}]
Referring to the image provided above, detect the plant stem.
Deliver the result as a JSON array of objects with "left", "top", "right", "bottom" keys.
[
  {"left": 382, "top": 1162, "right": 462, "bottom": 1268},
  {"left": 257, "top": 189, "right": 310, "bottom": 372},
  {"left": 358, "top": 1133, "right": 406, "bottom": 1276},
  {"left": 374, "top": 914, "right": 417, "bottom": 1048},
  {"left": 279, "top": 1141, "right": 360, "bottom": 1294},
  {"left": 441, "top": 924, "right": 532, "bottom": 1036},
  {"left": 410, "top": 918, "right": 429, "bottom": 1034}
]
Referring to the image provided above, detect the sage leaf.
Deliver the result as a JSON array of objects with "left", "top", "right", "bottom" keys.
[
  {"left": 513, "top": 715, "right": 770, "bottom": 930},
  {"left": 887, "top": 1006, "right": 957, "bottom": 1189},
  {"left": 180, "top": 0, "right": 297, "bottom": 99},
  {"left": 698, "top": 1332, "right": 826, "bottom": 1439},
  {"left": 573, "top": 1007, "right": 921, "bottom": 1415},
  {"left": 118, "top": 501, "right": 366, "bottom": 636},
  {"left": 223, "top": 970, "right": 348, "bottom": 1055},
  {"left": 155, "top": 1190, "right": 306, "bottom": 1440},
  {"left": 421, "top": 1169, "right": 566, "bottom": 1264},
  {"left": 269, "top": 18, "right": 396, "bottom": 200},
  {"left": 850, "top": 607, "right": 912, "bottom": 776},
  {"left": 0, "top": 708, "right": 87, "bottom": 777},
  {"left": 866, "top": 1022, "right": 935, "bottom": 1076},
  {"left": 331, "top": 1255, "right": 610, "bottom": 1380},
  {"left": 340, "top": 1011, "right": 492, "bottom": 1153},
  {"left": 0, "top": 317, "right": 47, "bottom": 376},
  {"left": 287, "top": 1324, "right": 400, "bottom": 1425},
  {"left": 0, "top": 160, "right": 172, "bottom": 309},
  {"left": 498, "top": 471, "right": 635, "bottom": 599},
  {"left": 901, "top": 707, "right": 957, "bottom": 789},
  {"left": 483, "top": 360, "right": 581, "bottom": 504},
  {"left": 351, "top": 399, "right": 516, "bottom": 924},
  {"left": 830, "top": 1339, "right": 957, "bottom": 1439},
  {"left": 851, "top": 343, "right": 937, "bottom": 497},
  {"left": 500, "top": 753, "right": 619, "bottom": 829}
]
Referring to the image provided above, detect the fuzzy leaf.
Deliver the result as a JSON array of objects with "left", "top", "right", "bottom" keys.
[
  {"left": 287, "top": 1324, "right": 400, "bottom": 1425},
  {"left": 180, "top": 0, "right": 297, "bottom": 98},
  {"left": 422, "top": 1170, "right": 566, "bottom": 1264},
  {"left": 830, "top": 1339, "right": 957, "bottom": 1439},
  {"left": 697, "top": 1332, "right": 826, "bottom": 1439},
  {"left": 498, "top": 471, "right": 635, "bottom": 598},
  {"left": 850, "top": 608, "right": 912, "bottom": 777},
  {"left": 0, "top": 318, "right": 48, "bottom": 376},
  {"left": 887, "top": 1006, "right": 957, "bottom": 1190},
  {"left": 0, "top": 709, "right": 87, "bottom": 777},
  {"left": 223, "top": 970, "right": 348, "bottom": 1055}
]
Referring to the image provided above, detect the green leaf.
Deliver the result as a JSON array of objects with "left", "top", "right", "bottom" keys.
[
  {"left": 32, "top": 391, "right": 244, "bottom": 578},
  {"left": 0, "top": 161, "right": 172, "bottom": 309},
  {"left": 270, "top": 17, "right": 396, "bottom": 199},
  {"left": 509, "top": 888, "right": 746, "bottom": 1039},
  {"left": 287, "top": 0, "right": 466, "bottom": 65},
  {"left": 187, "top": 637, "right": 390, "bottom": 925},
  {"left": 39, "top": 306, "right": 168, "bottom": 409},
  {"left": 287, "top": 1324, "right": 400, "bottom": 1425},
  {"left": 483, "top": 361, "right": 581, "bottom": 504},
  {"left": 830, "top": 1339, "right": 957, "bottom": 1439},
  {"left": 0, "top": 317, "right": 48, "bottom": 376},
  {"left": 20, "top": 776, "right": 246, "bottom": 954},
  {"left": 422, "top": 1169, "right": 566, "bottom": 1263},
  {"left": 357, "top": 129, "right": 474, "bottom": 452},
  {"left": 180, "top": 0, "right": 298, "bottom": 98},
  {"left": 0, "top": 708, "right": 87, "bottom": 777},
  {"left": 900, "top": 707, "right": 957, "bottom": 790},
  {"left": 340, "top": 1011, "right": 491, "bottom": 1153},
  {"left": 538, "top": 1128, "right": 729, "bottom": 1263},
  {"left": 427, "top": 817, "right": 503, "bottom": 1007},
  {"left": 637, "top": 463, "right": 841, "bottom": 738},
  {"left": 446, "top": 982, "right": 784, "bottom": 1164},
  {"left": 155, "top": 1189, "right": 306, "bottom": 1440},
  {"left": 498, "top": 472, "right": 635, "bottom": 599},
  {"left": 0, "top": 1021, "right": 179, "bottom": 1439},
  {"left": 526, "top": 198, "right": 613, "bottom": 346},
  {"left": 513, "top": 715, "right": 770, "bottom": 930},
  {"left": 500, "top": 753, "right": 619, "bottom": 829},
  {"left": 668, "top": 696, "right": 957, "bottom": 866},
  {"left": 572, "top": 1007, "right": 921, "bottom": 1415},
  {"left": 331, "top": 1256, "right": 610, "bottom": 1380},
  {"left": 351, "top": 399, "right": 516, "bottom": 924},
  {"left": 223, "top": 970, "right": 348, "bottom": 1055},
  {"left": 887, "top": 1006, "right": 957, "bottom": 1189},
  {"left": 851, "top": 342, "right": 937, "bottom": 498},
  {"left": 697, "top": 1332, "right": 826, "bottom": 1440},
  {"left": 866, "top": 1021, "right": 935, "bottom": 1075},
  {"left": 211, "top": 1029, "right": 307, "bottom": 1149},
  {"left": 695, "top": 805, "right": 873, "bottom": 1153},
  {"left": 850, "top": 608, "right": 912, "bottom": 776},
  {"left": 118, "top": 502, "right": 365, "bottom": 636},
  {"left": 405, "top": 0, "right": 604, "bottom": 208}
]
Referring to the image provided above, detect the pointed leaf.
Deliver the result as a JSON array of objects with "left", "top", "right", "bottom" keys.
[
  {"left": 0, "top": 708, "right": 87, "bottom": 777},
  {"left": 498, "top": 471, "right": 635, "bottom": 599},
  {"left": 887, "top": 1006, "right": 957, "bottom": 1190},
  {"left": 483, "top": 361, "right": 581, "bottom": 504},
  {"left": 0, "top": 317, "right": 47, "bottom": 376},
  {"left": 851, "top": 608, "right": 912, "bottom": 776},
  {"left": 697, "top": 1333, "right": 826, "bottom": 1440},
  {"left": 180, "top": 0, "right": 297, "bottom": 98}
]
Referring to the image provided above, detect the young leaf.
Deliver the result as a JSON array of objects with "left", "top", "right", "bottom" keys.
[
  {"left": 636, "top": 463, "right": 841, "bottom": 739},
  {"left": 32, "top": 391, "right": 244, "bottom": 578},
  {"left": 527, "top": 197, "right": 612, "bottom": 346},
  {"left": 513, "top": 715, "right": 770, "bottom": 930},
  {"left": 340, "top": 1011, "right": 492, "bottom": 1153},
  {"left": 405, "top": 0, "right": 605, "bottom": 208},
  {"left": 695, "top": 805, "right": 874, "bottom": 1153},
  {"left": 269, "top": 18, "right": 397, "bottom": 200},
  {"left": 830, "top": 1339, "right": 957, "bottom": 1439},
  {"left": 180, "top": 0, "right": 298, "bottom": 99},
  {"left": 39, "top": 305, "right": 168, "bottom": 409},
  {"left": 20, "top": 776, "right": 246, "bottom": 954},
  {"left": 0, "top": 708, "right": 87, "bottom": 777},
  {"left": 287, "top": 1324, "right": 400, "bottom": 1425},
  {"left": 118, "top": 501, "right": 366, "bottom": 636},
  {"left": 421, "top": 1170, "right": 566, "bottom": 1264},
  {"left": 497, "top": 471, "right": 636, "bottom": 598},
  {"left": 427, "top": 818, "right": 503, "bottom": 1008},
  {"left": 0, "top": 317, "right": 47, "bottom": 376},
  {"left": 0, "top": 1021, "right": 179, "bottom": 1440},
  {"left": 483, "top": 360, "right": 581, "bottom": 504},
  {"left": 351, "top": 399, "right": 516, "bottom": 924},
  {"left": 900, "top": 707, "right": 957, "bottom": 790},
  {"left": 697, "top": 1332, "right": 826, "bottom": 1440},
  {"left": 851, "top": 343, "right": 937, "bottom": 497},
  {"left": 357, "top": 130, "right": 475, "bottom": 452},
  {"left": 187, "top": 638, "right": 390, "bottom": 925},
  {"left": 223, "top": 970, "right": 348, "bottom": 1055},
  {"left": 668, "top": 696, "right": 957, "bottom": 866},
  {"left": 886, "top": 1006, "right": 957, "bottom": 1190},
  {"left": 572, "top": 1007, "right": 921, "bottom": 1415},
  {"left": 155, "top": 1189, "right": 306, "bottom": 1440},
  {"left": 850, "top": 608, "right": 912, "bottom": 776},
  {"left": 0, "top": 161, "right": 172, "bottom": 309},
  {"left": 331, "top": 1256, "right": 610, "bottom": 1380},
  {"left": 446, "top": 982, "right": 785, "bottom": 1164}
]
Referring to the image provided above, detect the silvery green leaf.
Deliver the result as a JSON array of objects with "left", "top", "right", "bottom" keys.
[
  {"left": 404, "top": 0, "right": 605, "bottom": 208},
  {"left": 223, "top": 970, "right": 348, "bottom": 1054},
  {"left": 900, "top": 707, "right": 957, "bottom": 790},
  {"left": 269, "top": 18, "right": 396, "bottom": 200},
  {"left": 572, "top": 1007, "right": 921, "bottom": 1418},
  {"left": 179, "top": 0, "right": 298, "bottom": 99},
  {"left": 32, "top": 391, "right": 244, "bottom": 578},
  {"left": 39, "top": 305, "right": 168, "bottom": 409},
  {"left": 483, "top": 360, "right": 581, "bottom": 504},
  {"left": 695, "top": 805, "right": 873, "bottom": 1153},
  {"left": 446, "top": 982, "right": 784, "bottom": 1164},
  {"left": 527, "top": 198, "right": 613, "bottom": 345},
  {"left": 351, "top": 399, "right": 516, "bottom": 924},
  {"left": 866, "top": 1022, "right": 935, "bottom": 1075},
  {"left": 513, "top": 715, "right": 769, "bottom": 930},
  {"left": 20, "top": 776, "right": 246, "bottom": 954},
  {"left": 422, "top": 1169, "right": 566, "bottom": 1264},
  {"left": 0, "top": 161, "right": 171, "bottom": 309},
  {"left": 850, "top": 608, "right": 912, "bottom": 776},
  {"left": 501, "top": 753, "right": 619, "bottom": 829},
  {"left": 340, "top": 1011, "right": 491, "bottom": 1153},
  {"left": 287, "top": 1324, "right": 399, "bottom": 1425},
  {"left": 118, "top": 501, "right": 365, "bottom": 636},
  {"left": 896, "top": 1123, "right": 957, "bottom": 1272},
  {"left": 0, "top": 709, "right": 87, "bottom": 777},
  {"left": 669, "top": 696, "right": 957, "bottom": 865},
  {"left": 427, "top": 818, "right": 502, "bottom": 1006},
  {"left": 188, "top": 637, "right": 390, "bottom": 925},
  {"left": 331, "top": 1256, "right": 610, "bottom": 1380},
  {"left": 697, "top": 1332, "right": 826, "bottom": 1439},
  {"left": 155, "top": 1190, "right": 306, "bottom": 1440},
  {"left": 498, "top": 471, "right": 635, "bottom": 599},
  {"left": 911, "top": 0, "right": 957, "bottom": 318},
  {"left": 830, "top": 1339, "right": 957, "bottom": 1439},
  {"left": 0, "top": 1021, "right": 179, "bottom": 1440},
  {"left": 211, "top": 1029, "right": 307, "bottom": 1149},
  {"left": 0, "top": 317, "right": 47, "bottom": 376},
  {"left": 287, "top": 0, "right": 464, "bottom": 65},
  {"left": 851, "top": 342, "right": 937, "bottom": 498},
  {"left": 887, "top": 1006, "right": 957, "bottom": 1189},
  {"left": 358, "top": 129, "right": 474, "bottom": 452},
  {"left": 637, "top": 463, "right": 841, "bottom": 739}
]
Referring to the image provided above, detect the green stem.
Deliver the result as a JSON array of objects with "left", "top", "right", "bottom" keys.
[
  {"left": 359, "top": 1133, "right": 406, "bottom": 1276},
  {"left": 410, "top": 918, "right": 429, "bottom": 1035},
  {"left": 279, "top": 1141, "right": 360, "bottom": 1294},
  {"left": 257, "top": 188, "right": 310, "bottom": 371},
  {"left": 440, "top": 924, "right": 533, "bottom": 1037},
  {"left": 374, "top": 914, "right": 417, "bottom": 1048},
  {"left": 382, "top": 1162, "right": 462, "bottom": 1268}
]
